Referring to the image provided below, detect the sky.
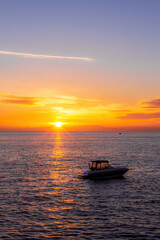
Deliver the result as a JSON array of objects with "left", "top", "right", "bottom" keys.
[{"left": 0, "top": 0, "right": 160, "bottom": 131}]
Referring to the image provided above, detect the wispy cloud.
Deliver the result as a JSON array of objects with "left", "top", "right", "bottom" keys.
[
  {"left": 1, "top": 95, "right": 38, "bottom": 105},
  {"left": 0, "top": 50, "right": 95, "bottom": 62},
  {"left": 0, "top": 94, "right": 100, "bottom": 107},
  {"left": 142, "top": 98, "right": 160, "bottom": 108},
  {"left": 118, "top": 97, "right": 160, "bottom": 120},
  {"left": 119, "top": 112, "right": 160, "bottom": 120}
]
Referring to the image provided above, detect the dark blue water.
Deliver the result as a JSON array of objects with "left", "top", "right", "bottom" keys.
[{"left": 0, "top": 131, "right": 160, "bottom": 239}]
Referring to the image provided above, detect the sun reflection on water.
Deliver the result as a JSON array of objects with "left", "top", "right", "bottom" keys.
[
  {"left": 49, "top": 131, "right": 70, "bottom": 185},
  {"left": 52, "top": 131, "right": 64, "bottom": 160}
]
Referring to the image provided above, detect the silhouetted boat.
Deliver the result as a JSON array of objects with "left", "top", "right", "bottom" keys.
[{"left": 80, "top": 160, "right": 129, "bottom": 180}]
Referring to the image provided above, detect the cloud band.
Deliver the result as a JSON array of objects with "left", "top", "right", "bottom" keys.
[{"left": 0, "top": 50, "right": 95, "bottom": 62}]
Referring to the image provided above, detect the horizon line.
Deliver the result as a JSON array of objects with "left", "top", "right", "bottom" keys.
[{"left": 0, "top": 130, "right": 160, "bottom": 132}]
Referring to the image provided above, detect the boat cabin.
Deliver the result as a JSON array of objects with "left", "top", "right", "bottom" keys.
[{"left": 89, "top": 160, "right": 110, "bottom": 170}]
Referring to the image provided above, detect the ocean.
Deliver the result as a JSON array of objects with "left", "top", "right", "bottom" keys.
[{"left": 0, "top": 131, "right": 160, "bottom": 239}]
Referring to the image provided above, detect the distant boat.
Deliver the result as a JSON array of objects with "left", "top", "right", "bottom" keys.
[
  {"left": 119, "top": 132, "right": 122, "bottom": 135},
  {"left": 80, "top": 160, "right": 129, "bottom": 180}
]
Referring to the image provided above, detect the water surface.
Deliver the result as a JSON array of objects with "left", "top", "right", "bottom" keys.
[{"left": 0, "top": 131, "right": 160, "bottom": 239}]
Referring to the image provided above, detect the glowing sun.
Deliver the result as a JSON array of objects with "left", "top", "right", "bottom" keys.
[
  {"left": 54, "top": 122, "right": 63, "bottom": 127},
  {"left": 49, "top": 122, "right": 67, "bottom": 128}
]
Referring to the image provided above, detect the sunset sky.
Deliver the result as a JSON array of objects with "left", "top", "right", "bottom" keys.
[{"left": 0, "top": 0, "right": 160, "bottom": 131}]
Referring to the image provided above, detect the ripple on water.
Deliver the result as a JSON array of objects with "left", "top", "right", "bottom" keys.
[{"left": 0, "top": 132, "right": 160, "bottom": 239}]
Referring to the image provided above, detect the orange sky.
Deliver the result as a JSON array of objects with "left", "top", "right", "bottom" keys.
[
  {"left": 1, "top": 1, "right": 160, "bottom": 131},
  {"left": 1, "top": 89, "right": 160, "bottom": 131}
]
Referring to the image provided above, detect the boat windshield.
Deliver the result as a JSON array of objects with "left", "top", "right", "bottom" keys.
[{"left": 89, "top": 161, "right": 109, "bottom": 170}]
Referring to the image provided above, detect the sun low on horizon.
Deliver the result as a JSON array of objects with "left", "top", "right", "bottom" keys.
[
  {"left": 49, "top": 122, "right": 67, "bottom": 128},
  {"left": 54, "top": 122, "right": 63, "bottom": 128}
]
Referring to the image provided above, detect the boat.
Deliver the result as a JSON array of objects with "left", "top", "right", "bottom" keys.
[{"left": 80, "top": 160, "right": 129, "bottom": 180}]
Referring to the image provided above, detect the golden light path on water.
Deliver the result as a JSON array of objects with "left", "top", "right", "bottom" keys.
[
  {"left": 49, "top": 131, "right": 67, "bottom": 184},
  {"left": 44, "top": 130, "right": 79, "bottom": 231}
]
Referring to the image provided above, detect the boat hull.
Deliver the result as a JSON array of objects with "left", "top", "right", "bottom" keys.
[{"left": 82, "top": 167, "right": 129, "bottom": 180}]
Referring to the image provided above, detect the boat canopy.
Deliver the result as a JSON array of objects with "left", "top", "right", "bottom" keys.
[{"left": 89, "top": 160, "right": 109, "bottom": 170}]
